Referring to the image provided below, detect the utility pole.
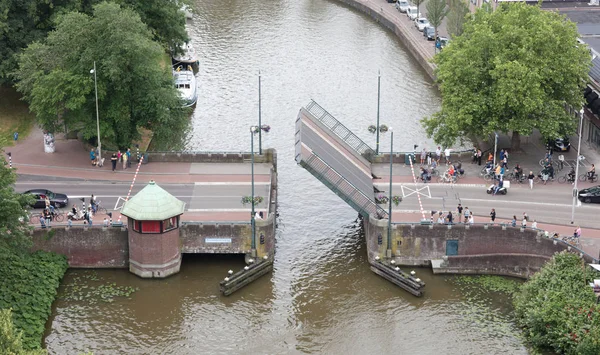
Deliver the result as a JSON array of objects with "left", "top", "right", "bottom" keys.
[
  {"left": 376, "top": 70, "right": 381, "bottom": 155},
  {"left": 387, "top": 129, "right": 393, "bottom": 258}
]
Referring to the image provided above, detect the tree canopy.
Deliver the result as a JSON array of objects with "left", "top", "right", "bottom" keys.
[
  {"left": 422, "top": 3, "right": 591, "bottom": 150},
  {"left": 14, "top": 2, "right": 189, "bottom": 149},
  {"left": 0, "top": 150, "right": 34, "bottom": 251},
  {"left": 0, "top": 0, "right": 189, "bottom": 85}
]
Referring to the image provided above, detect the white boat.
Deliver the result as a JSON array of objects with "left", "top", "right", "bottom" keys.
[
  {"left": 173, "top": 65, "right": 197, "bottom": 107},
  {"left": 181, "top": 4, "right": 193, "bottom": 19},
  {"left": 173, "top": 42, "right": 199, "bottom": 66}
]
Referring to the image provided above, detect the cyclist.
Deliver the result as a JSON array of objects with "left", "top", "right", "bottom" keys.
[
  {"left": 513, "top": 164, "right": 523, "bottom": 181},
  {"left": 588, "top": 164, "right": 596, "bottom": 180},
  {"left": 567, "top": 167, "right": 576, "bottom": 183}
]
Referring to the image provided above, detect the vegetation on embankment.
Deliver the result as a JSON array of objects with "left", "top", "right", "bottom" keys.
[
  {"left": 0, "top": 250, "right": 68, "bottom": 351},
  {"left": 513, "top": 252, "right": 600, "bottom": 354},
  {"left": 0, "top": 87, "right": 35, "bottom": 148}
]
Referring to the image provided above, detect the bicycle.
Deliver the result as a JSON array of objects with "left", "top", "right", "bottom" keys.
[
  {"left": 557, "top": 174, "right": 576, "bottom": 184},
  {"left": 561, "top": 234, "right": 581, "bottom": 248},
  {"left": 437, "top": 173, "right": 457, "bottom": 184},
  {"left": 578, "top": 173, "right": 599, "bottom": 183},
  {"left": 93, "top": 200, "right": 108, "bottom": 215}
]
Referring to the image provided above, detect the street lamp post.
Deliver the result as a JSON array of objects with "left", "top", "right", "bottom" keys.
[
  {"left": 571, "top": 109, "right": 585, "bottom": 224},
  {"left": 90, "top": 61, "right": 101, "bottom": 166},
  {"left": 492, "top": 132, "right": 498, "bottom": 168},
  {"left": 258, "top": 70, "right": 262, "bottom": 155},
  {"left": 376, "top": 70, "right": 381, "bottom": 155},
  {"left": 250, "top": 126, "right": 258, "bottom": 257},
  {"left": 387, "top": 128, "right": 393, "bottom": 258}
]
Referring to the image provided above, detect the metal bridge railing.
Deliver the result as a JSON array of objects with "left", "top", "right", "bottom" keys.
[
  {"left": 302, "top": 153, "right": 388, "bottom": 219},
  {"left": 305, "top": 100, "right": 376, "bottom": 162}
]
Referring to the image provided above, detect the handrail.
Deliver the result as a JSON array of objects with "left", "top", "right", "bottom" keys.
[
  {"left": 146, "top": 150, "right": 252, "bottom": 155},
  {"left": 305, "top": 100, "right": 376, "bottom": 161},
  {"left": 304, "top": 153, "right": 388, "bottom": 219}
]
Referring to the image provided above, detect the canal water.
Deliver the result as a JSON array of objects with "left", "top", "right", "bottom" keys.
[{"left": 43, "top": 0, "right": 528, "bottom": 353}]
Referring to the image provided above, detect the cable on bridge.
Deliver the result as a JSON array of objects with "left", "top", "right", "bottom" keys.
[{"left": 117, "top": 155, "right": 144, "bottom": 224}]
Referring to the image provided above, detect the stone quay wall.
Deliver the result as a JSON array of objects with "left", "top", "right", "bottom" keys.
[
  {"left": 146, "top": 148, "right": 278, "bottom": 169},
  {"left": 334, "top": 0, "right": 436, "bottom": 81},
  {"left": 31, "top": 216, "right": 277, "bottom": 268},
  {"left": 31, "top": 227, "right": 129, "bottom": 268},
  {"left": 365, "top": 216, "right": 594, "bottom": 278}
]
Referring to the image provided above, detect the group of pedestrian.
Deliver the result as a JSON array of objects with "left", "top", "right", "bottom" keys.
[
  {"left": 471, "top": 147, "right": 483, "bottom": 166},
  {"left": 431, "top": 204, "right": 475, "bottom": 224},
  {"left": 110, "top": 148, "right": 132, "bottom": 172},
  {"left": 420, "top": 146, "right": 452, "bottom": 166}
]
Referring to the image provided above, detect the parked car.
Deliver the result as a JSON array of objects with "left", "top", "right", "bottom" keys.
[
  {"left": 396, "top": 0, "right": 410, "bottom": 12},
  {"left": 386, "top": 0, "right": 397, "bottom": 3},
  {"left": 406, "top": 6, "right": 420, "bottom": 20},
  {"left": 436, "top": 36, "right": 450, "bottom": 50},
  {"left": 423, "top": 26, "right": 435, "bottom": 40},
  {"left": 23, "top": 189, "right": 69, "bottom": 208},
  {"left": 415, "top": 18, "right": 430, "bottom": 32},
  {"left": 578, "top": 185, "right": 600, "bottom": 203},
  {"left": 547, "top": 137, "right": 571, "bottom": 152}
]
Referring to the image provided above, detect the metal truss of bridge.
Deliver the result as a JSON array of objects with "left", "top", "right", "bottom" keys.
[{"left": 295, "top": 100, "right": 387, "bottom": 219}]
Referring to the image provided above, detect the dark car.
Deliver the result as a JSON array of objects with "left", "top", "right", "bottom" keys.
[
  {"left": 547, "top": 137, "right": 570, "bottom": 152},
  {"left": 424, "top": 26, "right": 435, "bottom": 41},
  {"left": 578, "top": 185, "right": 600, "bottom": 203},
  {"left": 23, "top": 189, "right": 69, "bottom": 208}
]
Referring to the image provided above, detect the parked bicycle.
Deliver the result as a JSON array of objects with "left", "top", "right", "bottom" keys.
[
  {"left": 92, "top": 200, "right": 108, "bottom": 215},
  {"left": 561, "top": 234, "right": 580, "bottom": 248}
]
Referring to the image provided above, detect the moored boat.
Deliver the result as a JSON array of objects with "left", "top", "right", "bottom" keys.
[
  {"left": 173, "top": 65, "right": 197, "bottom": 107},
  {"left": 173, "top": 42, "right": 199, "bottom": 66}
]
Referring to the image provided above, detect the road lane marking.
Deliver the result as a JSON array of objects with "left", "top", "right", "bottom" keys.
[
  {"left": 374, "top": 182, "right": 487, "bottom": 188},
  {"left": 194, "top": 182, "right": 270, "bottom": 185}
]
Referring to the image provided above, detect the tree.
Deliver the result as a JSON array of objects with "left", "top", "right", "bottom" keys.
[
  {"left": 426, "top": 0, "right": 448, "bottom": 46},
  {"left": 14, "top": 2, "right": 189, "bottom": 149},
  {"left": 446, "top": 0, "right": 469, "bottom": 38},
  {"left": 422, "top": 3, "right": 591, "bottom": 150},
  {"left": 413, "top": 0, "right": 425, "bottom": 19},
  {"left": 0, "top": 150, "right": 35, "bottom": 251},
  {"left": 0, "top": 309, "right": 46, "bottom": 355}
]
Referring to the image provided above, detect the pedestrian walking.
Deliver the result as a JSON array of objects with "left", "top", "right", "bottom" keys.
[
  {"left": 490, "top": 208, "right": 496, "bottom": 224},
  {"left": 528, "top": 171, "right": 534, "bottom": 189},
  {"left": 90, "top": 148, "right": 96, "bottom": 166},
  {"left": 103, "top": 217, "right": 109, "bottom": 227},
  {"left": 435, "top": 146, "right": 441, "bottom": 164},
  {"left": 126, "top": 148, "right": 132, "bottom": 168},
  {"left": 447, "top": 211, "right": 453, "bottom": 224},
  {"left": 122, "top": 152, "right": 128, "bottom": 169},
  {"left": 468, "top": 215, "right": 474, "bottom": 224},
  {"left": 90, "top": 194, "right": 97, "bottom": 214},
  {"left": 477, "top": 149, "right": 482, "bottom": 166},
  {"left": 111, "top": 153, "right": 118, "bottom": 172},
  {"left": 457, "top": 204, "right": 463, "bottom": 222},
  {"left": 40, "top": 215, "right": 46, "bottom": 229},
  {"left": 444, "top": 147, "right": 451, "bottom": 164},
  {"left": 420, "top": 148, "right": 427, "bottom": 165},
  {"left": 85, "top": 207, "right": 93, "bottom": 226},
  {"left": 521, "top": 218, "right": 527, "bottom": 228},
  {"left": 437, "top": 214, "right": 444, "bottom": 224},
  {"left": 44, "top": 196, "right": 51, "bottom": 209},
  {"left": 499, "top": 149, "right": 505, "bottom": 162},
  {"left": 531, "top": 220, "right": 537, "bottom": 229},
  {"left": 463, "top": 207, "right": 470, "bottom": 224},
  {"left": 511, "top": 215, "right": 517, "bottom": 227},
  {"left": 522, "top": 212, "right": 528, "bottom": 223}
]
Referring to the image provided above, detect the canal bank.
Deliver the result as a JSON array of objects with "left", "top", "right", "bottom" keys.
[{"left": 333, "top": 0, "right": 437, "bottom": 80}]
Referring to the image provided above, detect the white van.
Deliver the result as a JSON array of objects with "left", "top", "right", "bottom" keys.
[{"left": 407, "top": 6, "right": 420, "bottom": 20}]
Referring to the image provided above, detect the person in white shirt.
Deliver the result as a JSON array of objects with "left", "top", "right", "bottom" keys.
[
  {"left": 531, "top": 220, "right": 538, "bottom": 229},
  {"left": 468, "top": 215, "right": 474, "bottom": 224},
  {"left": 254, "top": 212, "right": 262, "bottom": 220},
  {"left": 444, "top": 148, "right": 451, "bottom": 164}
]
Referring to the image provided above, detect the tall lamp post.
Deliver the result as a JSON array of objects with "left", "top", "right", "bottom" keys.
[
  {"left": 376, "top": 70, "right": 381, "bottom": 154},
  {"left": 258, "top": 71, "right": 263, "bottom": 155},
  {"left": 571, "top": 109, "right": 585, "bottom": 224},
  {"left": 90, "top": 61, "right": 101, "bottom": 166},
  {"left": 250, "top": 126, "right": 259, "bottom": 257},
  {"left": 492, "top": 132, "right": 498, "bottom": 168},
  {"left": 387, "top": 128, "right": 393, "bottom": 258}
]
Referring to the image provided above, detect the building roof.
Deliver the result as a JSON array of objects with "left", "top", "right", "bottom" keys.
[{"left": 121, "top": 180, "right": 185, "bottom": 221}]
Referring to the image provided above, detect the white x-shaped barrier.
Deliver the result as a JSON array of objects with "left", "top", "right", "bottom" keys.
[{"left": 401, "top": 185, "right": 432, "bottom": 199}]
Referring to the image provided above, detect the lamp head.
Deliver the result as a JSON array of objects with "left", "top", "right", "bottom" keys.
[{"left": 90, "top": 69, "right": 95, "bottom": 74}]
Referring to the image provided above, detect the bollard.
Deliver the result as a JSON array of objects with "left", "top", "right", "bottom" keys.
[{"left": 7, "top": 152, "right": 12, "bottom": 169}]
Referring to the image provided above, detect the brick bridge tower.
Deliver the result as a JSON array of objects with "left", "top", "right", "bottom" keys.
[{"left": 121, "top": 180, "right": 185, "bottom": 278}]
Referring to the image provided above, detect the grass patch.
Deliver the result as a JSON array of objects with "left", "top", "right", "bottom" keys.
[{"left": 0, "top": 86, "right": 35, "bottom": 148}]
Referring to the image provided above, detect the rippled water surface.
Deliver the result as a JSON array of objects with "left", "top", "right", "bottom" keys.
[{"left": 44, "top": 0, "right": 527, "bottom": 353}]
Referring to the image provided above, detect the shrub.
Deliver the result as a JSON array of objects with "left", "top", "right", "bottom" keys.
[{"left": 513, "top": 251, "right": 600, "bottom": 354}]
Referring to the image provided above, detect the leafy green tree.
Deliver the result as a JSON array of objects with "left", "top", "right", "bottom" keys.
[
  {"left": 426, "top": 0, "right": 448, "bottom": 46},
  {"left": 413, "top": 0, "right": 425, "bottom": 19},
  {"left": 446, "top": 0, "right": 469, "bottom": 38},
  {"left": 514, "top": 252, "right": 600, "bottom": 354},
  {"left": 0, "top": 309, "right": 46, "bottom": 355},
  {"left": 115, "top": 0, "right": 189, "bottom": 55},
  {"left": 0, "top": 0, "right": 85, "bottom": 85},
  {"left": 14, "top": 2, "right": 189, "bottom": 149},
  {"left": 422, "top": 3, "right": 591, "bottom": 150},
  {"left": 0, "top": 151, "right": 34, "bottom": 251}
]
